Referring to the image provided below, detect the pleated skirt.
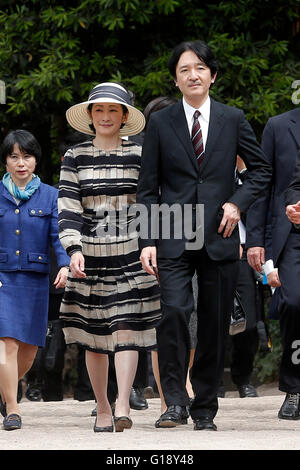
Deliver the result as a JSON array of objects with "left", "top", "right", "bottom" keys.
[{"left": 60, "top": 237, "right": 161, "bottom": 353}]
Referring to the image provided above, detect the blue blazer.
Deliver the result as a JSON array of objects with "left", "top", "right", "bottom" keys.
[{"left": 0, "top": 181, "right": 69, "bottom": 273}]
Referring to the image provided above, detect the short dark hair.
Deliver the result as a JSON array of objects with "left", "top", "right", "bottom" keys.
[
  {"left": 143, "top": 96, "right": 178, "bottom": 126},
  {"left": 59, "top": 131, "right": 91, "bottom": 157},
  {"left": 168, "top": 40, "right": 218, "bottom": 79},
  {"left": 0, "top": 129, "right": 42, "bottom": 165}
]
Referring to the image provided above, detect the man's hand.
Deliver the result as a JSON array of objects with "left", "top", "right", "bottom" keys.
[
  {"left": 247, "top": 246, "right": 265, "bottom": 273},
  {"left": 267, "top": 269, "right": 281, "bottom": 287},
  {"left": 140, "top": 246, "right": 157, "bottom": 276},
  {"left": 70, "top": 251, "right": 86, "bottom": 278},
  {"left": 218, "top": 202, "right": 241, "bottom": 238},
  {"left": 286, "top": 201, "right": 300, "bottom": 224}
]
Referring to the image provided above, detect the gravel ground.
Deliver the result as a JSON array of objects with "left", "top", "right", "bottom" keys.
[{"left": 1, "top": 383, "right": 300, "bottom": 452}]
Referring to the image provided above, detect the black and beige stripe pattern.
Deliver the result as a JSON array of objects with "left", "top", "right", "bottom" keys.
[{"left": 58, "top": 140, "right": 161, "bottom": 353}]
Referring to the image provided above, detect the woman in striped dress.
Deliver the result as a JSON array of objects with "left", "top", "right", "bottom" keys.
[{"left": 58, "top": 83, "right": 161, "bottom": 432}]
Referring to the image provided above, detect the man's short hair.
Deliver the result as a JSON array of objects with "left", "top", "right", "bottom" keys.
[{"left": 168, "top": 40, "right": 218, "bottom": 79}]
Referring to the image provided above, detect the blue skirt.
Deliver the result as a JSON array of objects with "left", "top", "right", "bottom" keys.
[{"left": 0, "top": 271, "right": 49, "bottom": 347}]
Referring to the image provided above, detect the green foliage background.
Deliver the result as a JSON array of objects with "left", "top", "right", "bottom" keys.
[
  {"left": 0, "top": 0, "right": 299, "bottom": 183},
  {"left": 0, "top": 0, "right": 299, "bottom": 382}
]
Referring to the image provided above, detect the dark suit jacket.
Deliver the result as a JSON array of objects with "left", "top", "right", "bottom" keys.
[
  {"left": 137, "top": 98, "right": 272, "bottom": 261},
  {"left": 246, "top": 108, "right": 300, "bottom": 266},
  {"left": 285, "top": 148, "right": 300, "bottom": 206}
]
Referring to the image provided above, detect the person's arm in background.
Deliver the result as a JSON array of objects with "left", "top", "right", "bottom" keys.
[
  {"left": 246, "top": 118, "right": 275, "bottom": 276},
  {"left": 285, "top": 150, "right": 300, "bottom": 225},
  {"left": 58, "top": 149, "right": 86, "bottom": 279},
  {"left": 49, "top": 186, "right": 70, "bottom": 289},
  {"left": 136, "top": 114, "right": 160, "bottom": 276}
]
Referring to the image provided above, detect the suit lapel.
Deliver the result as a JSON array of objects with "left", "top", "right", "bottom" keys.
[
  {"left": 288, "top": 109, "right": 300, "bottom": 149},
  {"left": 169, "top": 99, "right": 226, "bottom": 174},
  {"left": 169, "top": 101, "right": 199, "bottom": 173}
]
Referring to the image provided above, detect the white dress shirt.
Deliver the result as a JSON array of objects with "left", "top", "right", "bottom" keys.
[
  {"left": 237, "top": 175, "right": 246, "bottom": 244},
  {"left": 182, "top": 96, "right": 210, "bottom": 150}
]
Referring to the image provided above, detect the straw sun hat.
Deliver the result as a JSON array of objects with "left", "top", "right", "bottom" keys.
[{"left": 66, "top": 82, "right": 145, "bottom": 137}]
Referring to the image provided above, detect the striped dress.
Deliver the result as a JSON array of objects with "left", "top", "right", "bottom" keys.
[{"left": 58, "top": 140, "right": 161, "bottom": 353}]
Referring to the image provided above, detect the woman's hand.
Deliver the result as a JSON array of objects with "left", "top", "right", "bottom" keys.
[
  {"left": 70, "top": 251, "right": 86, "bottom": 279},
  {"left": 54, "top": 266, "right": 69, "bottom": 289}
]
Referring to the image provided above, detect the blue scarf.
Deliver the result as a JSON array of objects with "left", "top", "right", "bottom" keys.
[{"left": 2, "top": 172, "right": 41, "bottom": 200}]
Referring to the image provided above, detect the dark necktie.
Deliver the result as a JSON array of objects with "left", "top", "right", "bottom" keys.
[{"left": 191, "top": 110, "right": 204, "bottom": 165}]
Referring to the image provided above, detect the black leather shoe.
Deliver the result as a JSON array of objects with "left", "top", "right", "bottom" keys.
[
  {"left": 193, "top": 417, "right": 217, "bottom": 431},
  {"left": 278, "top": 393, "right": 300, "bottom": 420},
  {"left": 217, "top": 385, "right": 226, "bottom": 398},
  {"left": 91, "top": 402, "right": 115, "bottom": 417},
  {"left": 25, "top": 386, "right": 42, "bottom": 402},
  {"left": 238, "top": 384, "right": 258, "bottom": 398},
  {"left": 3, "top": 413, "right": 22, "bottom": 431},
  {"left": 186, "top": 398, "right": 193, "bottom": 415},
  {"left": 74, "top": 391, "right": 95, "bottom": 401},
  {"left": 155, "top": 405, "right": 189, "bottom": 428},
  {"left": 129, "top": 387, "right": 148, "bottom": 410},
  {"left": 94, "top": 418, "right": 114, "bottom": 432}
]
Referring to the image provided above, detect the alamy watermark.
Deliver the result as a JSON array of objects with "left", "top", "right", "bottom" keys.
[
  {"left": 291, "top": 340, "right": 300, "bottom": 365},
  {"left": 91, "top": 201, "right": 204, "bottom": 251},
  {"left": 0, "top": 80, "right": 6, "bottom": 104}
]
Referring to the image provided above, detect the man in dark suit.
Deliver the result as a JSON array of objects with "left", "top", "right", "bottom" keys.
[
  {"left": 247, "top": 107, "right": 300, "bottom": 419},
  {"left": 136, "top": 40, "right": 272, "bottom": 431}
]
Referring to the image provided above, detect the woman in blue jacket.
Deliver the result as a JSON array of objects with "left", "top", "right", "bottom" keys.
[{"left": 0, "top": 130, "right": 69, "bottom": 430}]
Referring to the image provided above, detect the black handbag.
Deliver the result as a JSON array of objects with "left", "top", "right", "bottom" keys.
[
  {"left": 229, "top": 290, "right": 247, "bottom": 335},
  {"left": 44, "top": 319, "right": 65, "bottom": 372}
]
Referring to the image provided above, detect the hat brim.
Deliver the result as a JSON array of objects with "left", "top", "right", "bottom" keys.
[{"left": 66, "top": 98, "right": 145, "bottom": 137}]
